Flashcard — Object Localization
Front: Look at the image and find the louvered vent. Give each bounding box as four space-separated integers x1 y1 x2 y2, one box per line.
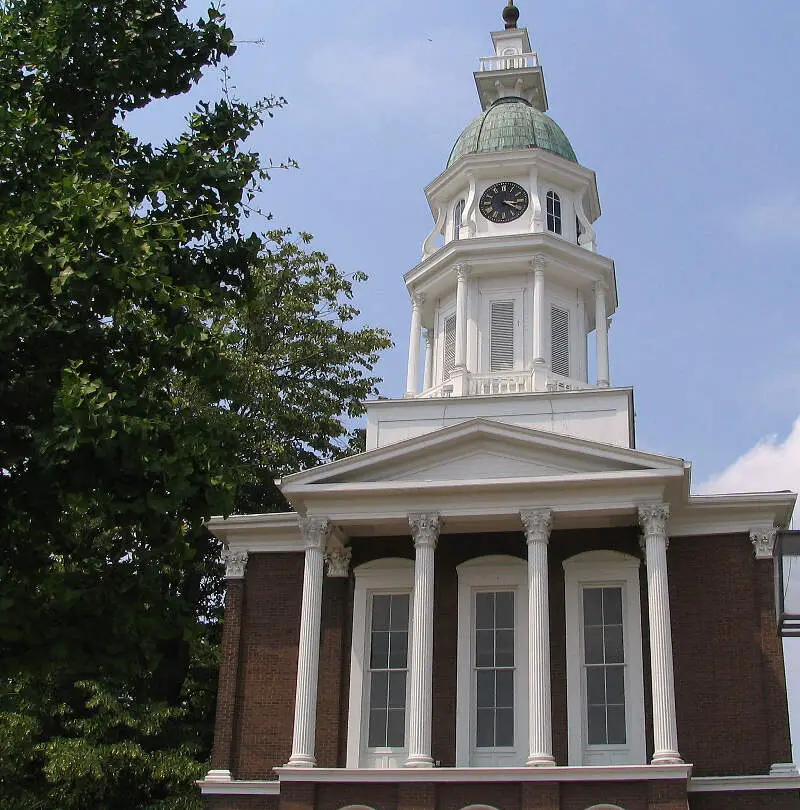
551 306 570 376
443 314 456 380
490 300 515 372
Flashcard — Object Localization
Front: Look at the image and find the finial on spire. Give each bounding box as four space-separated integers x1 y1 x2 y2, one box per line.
502 0 520 29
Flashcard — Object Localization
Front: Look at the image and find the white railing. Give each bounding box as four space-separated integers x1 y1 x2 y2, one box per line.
418 381 454 399
479 54 538 72
469 372 529 396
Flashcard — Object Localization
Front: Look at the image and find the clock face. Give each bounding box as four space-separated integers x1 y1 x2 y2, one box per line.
479 181 529 223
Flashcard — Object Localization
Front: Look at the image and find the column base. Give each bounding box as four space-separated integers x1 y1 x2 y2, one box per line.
526 754 556 767
285 754 316 768
204 769 233 782
651 751 684 765
404 754 435 768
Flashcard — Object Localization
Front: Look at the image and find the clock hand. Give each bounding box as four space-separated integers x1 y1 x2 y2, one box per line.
504 199 524 210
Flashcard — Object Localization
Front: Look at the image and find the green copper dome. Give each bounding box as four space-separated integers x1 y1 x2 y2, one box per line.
447 97 578 168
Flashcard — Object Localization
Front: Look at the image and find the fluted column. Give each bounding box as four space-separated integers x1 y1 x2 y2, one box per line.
638 504 683 765
594 281 610 387
532 255 546 365
405 512 441 768
406 293 423 397
520 509 556 766
423 328 433 391
286 516 331 767
454 265 470 370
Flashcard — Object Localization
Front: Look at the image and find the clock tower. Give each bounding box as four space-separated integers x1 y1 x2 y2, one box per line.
366 1 624 452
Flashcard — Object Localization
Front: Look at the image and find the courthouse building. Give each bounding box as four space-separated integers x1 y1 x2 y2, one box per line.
200 4 800 808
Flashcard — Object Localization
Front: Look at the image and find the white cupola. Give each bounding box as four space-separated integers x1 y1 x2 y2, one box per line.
404 1 617 402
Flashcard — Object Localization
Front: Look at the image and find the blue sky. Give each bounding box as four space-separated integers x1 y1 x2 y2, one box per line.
131 0 800 754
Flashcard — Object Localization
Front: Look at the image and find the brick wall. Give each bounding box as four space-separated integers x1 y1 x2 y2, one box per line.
213 527 793 789
689 791 800 809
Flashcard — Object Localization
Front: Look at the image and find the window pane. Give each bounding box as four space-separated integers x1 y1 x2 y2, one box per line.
495 629 514 667
372 595 391 631
607 705 627 745
603 588 623 625
475 592 494 629
496 669 514 708
388 631 408 668
476 670 494 709
584 627 604 665
587 705 607 745
370 631 389 669
368 708 386 747
390 594 410 631
496 708 514 747
388 671 406 709
495 591 514 628
387 709 405 748
586 667 605 705
606 665 625 706
370 671 388 709
476 708 494 748
605 625 624 664
475 629 494 667
583 588 603 625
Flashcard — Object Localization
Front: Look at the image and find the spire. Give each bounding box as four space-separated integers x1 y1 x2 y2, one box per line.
502 0 520 29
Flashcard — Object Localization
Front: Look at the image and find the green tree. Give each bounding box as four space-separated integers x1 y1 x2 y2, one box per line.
0 1 391 806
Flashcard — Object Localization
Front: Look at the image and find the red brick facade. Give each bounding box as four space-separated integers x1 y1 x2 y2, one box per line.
207 528 799 809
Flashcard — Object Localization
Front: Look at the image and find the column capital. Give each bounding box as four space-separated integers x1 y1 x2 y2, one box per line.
638 503 670 536
750 527 777 560
520 508 553 544
299 516 332 550
325 539 352 577
409 512 441 549
222 548 248 580
455 263 471 281
593 280 608 294
531 253 548 272
411 291 425 310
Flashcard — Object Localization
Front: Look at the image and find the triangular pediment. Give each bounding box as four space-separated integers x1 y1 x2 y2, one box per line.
280 419 684 491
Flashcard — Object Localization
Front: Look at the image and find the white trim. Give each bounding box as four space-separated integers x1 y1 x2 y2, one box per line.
198 779 280 795
456 556 528 767
346 558 415 768
275 764 691 783
688 774 800 792
563 551 646 767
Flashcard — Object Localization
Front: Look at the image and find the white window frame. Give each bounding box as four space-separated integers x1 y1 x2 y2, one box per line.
456 555 528 767
563 551 646 767
346 558 414 768
478 288 524 375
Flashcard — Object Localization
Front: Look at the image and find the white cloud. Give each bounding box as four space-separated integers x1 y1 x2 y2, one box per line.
697 417 800 523
733 192 800 246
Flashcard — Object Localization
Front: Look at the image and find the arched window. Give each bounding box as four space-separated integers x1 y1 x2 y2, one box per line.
453 199 466 240
546 190 562 235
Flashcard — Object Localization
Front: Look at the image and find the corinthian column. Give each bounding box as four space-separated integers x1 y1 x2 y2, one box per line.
454 265 470 371
286 516 331 767
638 504 683 765
405 512 441 767
520 509 555 766
594 281 610 387
532 255 546 365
